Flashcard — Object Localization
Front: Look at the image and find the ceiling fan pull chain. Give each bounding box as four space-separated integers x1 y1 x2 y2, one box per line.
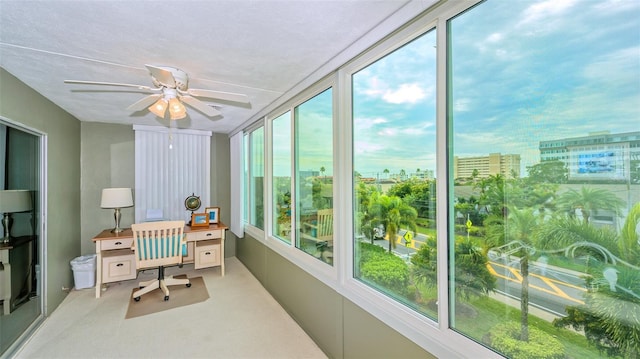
168 121 174 150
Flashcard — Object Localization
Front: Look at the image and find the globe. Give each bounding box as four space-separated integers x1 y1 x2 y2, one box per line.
184 194 201 212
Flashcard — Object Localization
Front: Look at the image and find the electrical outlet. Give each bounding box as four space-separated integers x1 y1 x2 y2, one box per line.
61 286 70 292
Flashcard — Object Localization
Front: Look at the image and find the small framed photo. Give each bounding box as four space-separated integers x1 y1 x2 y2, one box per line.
205 206 220 224
190 212 209 227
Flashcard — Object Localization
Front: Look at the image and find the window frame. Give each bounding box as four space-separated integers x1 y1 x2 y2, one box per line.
244 122 266 238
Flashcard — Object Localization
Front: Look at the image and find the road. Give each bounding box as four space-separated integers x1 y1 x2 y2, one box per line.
371 232 587 317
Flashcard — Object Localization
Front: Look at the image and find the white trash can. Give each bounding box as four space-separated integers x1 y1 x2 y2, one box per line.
70 254 97 289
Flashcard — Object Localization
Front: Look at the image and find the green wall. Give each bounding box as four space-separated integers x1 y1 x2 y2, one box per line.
0 68 81 314
80 122 135 254
236 234 436 359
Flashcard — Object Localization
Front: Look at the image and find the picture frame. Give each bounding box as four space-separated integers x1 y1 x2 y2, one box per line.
190 212 209 227
205 206 220 224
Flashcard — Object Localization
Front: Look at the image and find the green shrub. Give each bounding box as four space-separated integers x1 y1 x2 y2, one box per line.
489 322 565 359
358 242 411 298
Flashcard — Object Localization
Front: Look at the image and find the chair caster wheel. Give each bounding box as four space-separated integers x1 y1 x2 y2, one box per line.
164 296 169 301
134 297 141 302
186 283 192 288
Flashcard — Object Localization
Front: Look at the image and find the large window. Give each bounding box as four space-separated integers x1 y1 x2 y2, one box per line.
295 88 334 264
448 1 639 357
353 29 438 318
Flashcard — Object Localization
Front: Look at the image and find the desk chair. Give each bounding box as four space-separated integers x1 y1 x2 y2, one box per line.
131 220 190 302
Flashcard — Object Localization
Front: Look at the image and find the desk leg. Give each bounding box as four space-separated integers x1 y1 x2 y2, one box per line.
221 233 225 277
95 243 102 298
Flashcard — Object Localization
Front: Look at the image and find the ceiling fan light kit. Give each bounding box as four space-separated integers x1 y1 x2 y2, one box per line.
168 98 187 120
64 64 250 122
148 98 168 118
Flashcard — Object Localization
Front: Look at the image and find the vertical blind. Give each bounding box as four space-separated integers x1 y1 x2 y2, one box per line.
134 125 211 223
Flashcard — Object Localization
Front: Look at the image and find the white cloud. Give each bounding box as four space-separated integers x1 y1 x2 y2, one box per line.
519 0 577 27
382 83 428 104
355 116 388 130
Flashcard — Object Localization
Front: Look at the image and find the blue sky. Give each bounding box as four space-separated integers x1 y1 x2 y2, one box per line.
352 0 639 178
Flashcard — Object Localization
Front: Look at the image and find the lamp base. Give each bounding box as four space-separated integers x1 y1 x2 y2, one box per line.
1 236 11 245
110 227 125 233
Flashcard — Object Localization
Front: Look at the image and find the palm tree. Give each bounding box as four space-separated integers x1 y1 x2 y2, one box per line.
368 192 417 252
475 174 506 216
540 203 640 357
355 182 380 243
556 186 625 225
411 236 495 302
504 206 539 342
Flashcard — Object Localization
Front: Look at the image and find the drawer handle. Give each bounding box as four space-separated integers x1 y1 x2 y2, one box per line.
206 233 212 237
205 252 211 255
116 263 124 267
115 241 122 245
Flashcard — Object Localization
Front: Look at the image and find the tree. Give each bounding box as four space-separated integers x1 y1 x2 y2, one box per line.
544 203 640 357
475 174 506 216
411 235 495 302
556 186 625 225
355 182 381 243
526 160 568 184
504 206 540 341
368 192 417 252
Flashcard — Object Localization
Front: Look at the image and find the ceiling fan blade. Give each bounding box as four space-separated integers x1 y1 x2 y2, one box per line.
180 95 222 117
145 64 176 88
64 80 156 92
127 94 163 112
186 88 249 104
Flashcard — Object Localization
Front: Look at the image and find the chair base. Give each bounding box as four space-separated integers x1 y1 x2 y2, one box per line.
132 267 190 301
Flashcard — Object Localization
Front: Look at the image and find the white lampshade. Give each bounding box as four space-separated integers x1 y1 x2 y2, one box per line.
0 190 32 213
100 188 133 208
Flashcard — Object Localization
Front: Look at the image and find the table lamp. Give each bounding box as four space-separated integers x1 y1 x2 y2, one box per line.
0 190 33 244
100 188 133 233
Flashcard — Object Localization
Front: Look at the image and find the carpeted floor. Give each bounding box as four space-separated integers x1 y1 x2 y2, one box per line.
15 257 327 359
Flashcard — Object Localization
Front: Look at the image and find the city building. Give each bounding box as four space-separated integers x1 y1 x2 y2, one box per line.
453 153 521 180
540 131 640 182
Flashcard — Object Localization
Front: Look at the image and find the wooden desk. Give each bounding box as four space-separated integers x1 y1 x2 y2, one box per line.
0 243 11 315
92 223 227 298
0 235 36 314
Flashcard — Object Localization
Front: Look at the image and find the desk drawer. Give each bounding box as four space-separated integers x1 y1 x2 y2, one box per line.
100 238 134 251
102 249 136 283
188 229 222 241
194 239 221 269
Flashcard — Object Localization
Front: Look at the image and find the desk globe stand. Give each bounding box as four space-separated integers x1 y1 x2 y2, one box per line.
185 193 201 225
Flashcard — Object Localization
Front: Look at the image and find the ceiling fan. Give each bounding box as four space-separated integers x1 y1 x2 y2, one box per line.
64 64 250 120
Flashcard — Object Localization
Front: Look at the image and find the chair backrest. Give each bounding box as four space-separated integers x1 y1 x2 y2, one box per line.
316 208 333 242
131 220 185 270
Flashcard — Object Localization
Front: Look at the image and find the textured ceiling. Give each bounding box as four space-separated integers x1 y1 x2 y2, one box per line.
0 0 430 134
